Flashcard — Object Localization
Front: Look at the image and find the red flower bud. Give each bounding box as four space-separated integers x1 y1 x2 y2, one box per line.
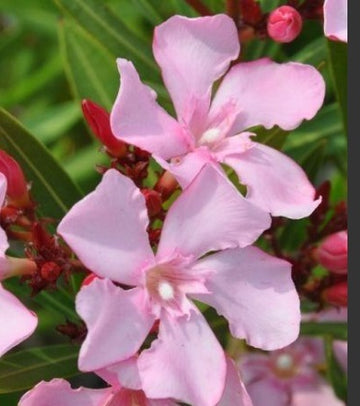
142 189 162 217
316 230 347 274
0 150 31 207
40 261 61 283
323 281 347 307
82 100 127 157
267 6 303 43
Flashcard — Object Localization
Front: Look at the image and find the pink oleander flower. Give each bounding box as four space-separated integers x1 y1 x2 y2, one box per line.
58 166 300 406
267 6 303 43
316 230 347 274
324 0 348 42
0 173 37 357
240 337 345 406
19 357 177 406
110 14 325 219
19 356 253 406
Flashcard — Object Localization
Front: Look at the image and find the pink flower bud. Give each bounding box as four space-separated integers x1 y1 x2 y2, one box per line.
0 150 31 207
82 100 127 157
323 281 347 307
142 189 162 217
316 230 347 274
267 6 303 43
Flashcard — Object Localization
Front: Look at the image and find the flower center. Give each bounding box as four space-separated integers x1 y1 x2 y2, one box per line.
276 354 294 371
198 128 222 146
158 280 175 301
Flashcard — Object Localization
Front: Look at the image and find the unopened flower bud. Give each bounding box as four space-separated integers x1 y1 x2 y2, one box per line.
316 230 347 274
142 189 162 217
82 100 127 157
40 261 61 283
0 151 31 208
323 281 347 307
267 6 303 43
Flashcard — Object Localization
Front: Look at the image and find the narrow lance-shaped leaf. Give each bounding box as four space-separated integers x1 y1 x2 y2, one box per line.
0 108 83 219
0 345 80 394
54 0 159 82
327 40 347 133
59 20 119 110
324 335 347 402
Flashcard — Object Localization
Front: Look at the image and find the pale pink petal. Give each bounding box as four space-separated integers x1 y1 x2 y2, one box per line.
246 379 289 406
153 15 239 133
19 380 111 406
192 246 300 350
225 143 321 219
210 58 325 133
58 169 155 286
212 132 256 162
155 148 216 189
110 59 191 160
19 379 112 406
138 308 226 406
97 356 142 390
0 172 6 206
324 0 348 42
292 382 345 406
217 357 253 406
157 165 270 260
0 174 9 255
76 279 155 371
0 284 37 357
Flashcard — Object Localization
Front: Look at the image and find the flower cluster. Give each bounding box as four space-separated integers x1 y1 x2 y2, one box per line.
0 6 347 406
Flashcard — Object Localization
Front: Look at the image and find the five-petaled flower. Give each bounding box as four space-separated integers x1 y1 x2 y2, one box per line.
58 165 300 406
111 14 325 219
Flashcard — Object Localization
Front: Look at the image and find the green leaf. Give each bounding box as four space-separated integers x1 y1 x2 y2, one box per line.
59 20 119 109
252 126 289 149
22 102 81 145
54 0 159 81
0 344 79 394
131 0 163 26
327 40 347 133
324 336 347 401
300 322 347 340
0 108 83 219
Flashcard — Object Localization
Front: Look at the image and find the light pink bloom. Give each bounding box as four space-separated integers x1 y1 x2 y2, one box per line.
240 338 345 406
110 14 325 219
19 357 177 406
316 230 347 274
324 0 348 42
58 166 300 406
0 173 37 357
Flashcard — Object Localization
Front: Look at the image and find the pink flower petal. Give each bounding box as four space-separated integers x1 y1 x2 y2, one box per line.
217 357 253 406
76 279 155 371
138 308 226 406
292 382 345 406
192 246 300 350
153 15 239 133
0 284 37 357
155 148 216 189
210 58 325 133
0 174 9 255
225 143 321 219
97 356 142 391
246 378 289 406
58 169 155 286
110 59 191 160
157 165 270 260
18 379 112 406
324 0 347 42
